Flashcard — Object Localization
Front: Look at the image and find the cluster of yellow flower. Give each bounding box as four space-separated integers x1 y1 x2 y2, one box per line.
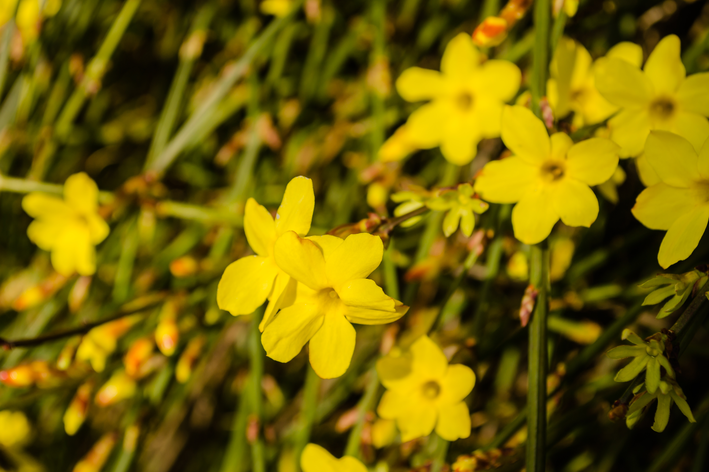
382 32 709 268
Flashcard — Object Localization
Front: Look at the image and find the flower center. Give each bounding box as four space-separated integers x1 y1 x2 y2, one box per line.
328 289 338 299
541 160 566 181
421 380 441 399
456 92 474 111
691 180 709 203
650 97 675 120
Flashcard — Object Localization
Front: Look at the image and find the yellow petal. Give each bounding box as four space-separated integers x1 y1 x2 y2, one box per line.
677 73 709 116
396 67 447 102
244 198 276 257
636 153 661 187
261 303 323 363
441 33 480 79
85 213 110 244
338 278 395 312
276 176 314 236
442 207 462 237
501 106 550 164
645 131 699 188
410 335 448 378
339 457 367 472
698 137 709 179
476 60 521 101
475 157 538 203
658 205 709 269
632 184 693 230
22 192 73 220
671 111 709 154
435 402 471 441
51 224 94 276
27 220 59 250
550 38 577 115
64 172 99 215
594 58 652 108
301 443 338 472
438 364 476 404
217 255 278 315
511 187 558 244
376 353 414 391
607 41 643 67
326 233 383 286
307 234 344 259
378 390 412 419
309 312 355 379
565 138 620 185
477 97 505 138
550 132 573 161
406 101 450 148
274 231 328 290
261 271 297 331
608 108 652 157
440 113 480 165
551 179 599 227
398 404 437 442
644 35 685 95
569 42 592 90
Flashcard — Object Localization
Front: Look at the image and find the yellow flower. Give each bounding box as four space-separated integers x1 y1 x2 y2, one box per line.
22 173 109 276
300 443 366 472
377 335 475 441
260 0 292 17
396 33 521 165
632 131 709 268
548 38 642 127
426 183 489 237
262 232 407 378
0 410 31 448
595 35 709 158
218 176 314 331
379 124 418 162
475 106 619 244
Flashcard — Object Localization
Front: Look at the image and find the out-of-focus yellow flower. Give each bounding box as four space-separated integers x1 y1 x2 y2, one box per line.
548 39 642 127
597 165 626 204
506 250 529 281
426 183 489 237
260 0 292 17
95 370 136 407
0 410 31 448
377 335 475 441
632 132 709 268
300 443 366 472
550 236 575 281
218 176 314 331
379 125 418 162
176 335 206 383
124 338 154 377
64 381 92 436
475 106 618 244
371 418 397 448
22 173 109 277
262 232 407 379
595 35 709 158
396 33 521 165
76 317 138 372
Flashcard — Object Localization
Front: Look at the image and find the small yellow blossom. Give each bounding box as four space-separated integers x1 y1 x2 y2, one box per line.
475 106 619 244
300 443 366 472
260 0 292 17
632 131 709 268
396 33 521 165
22 173 109 276
548 38 642 127
262 232 407 378
0 410 31 448
218 176 314 331
595 35 709 158
377 335 475 441
379 124 418 162
426 183 489 237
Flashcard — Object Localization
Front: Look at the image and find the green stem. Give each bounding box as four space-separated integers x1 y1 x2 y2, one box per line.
526 243 549 472
369 0 386 163
248 311 265 472
430 433 449 472
480 0 500 20
147 6 300 177
227 75 261 204
293 365 321 472
146 4 215 167
344 368 380 458
0 15 16 99
530 0 551 117
550 10 567 55
382 239 400 301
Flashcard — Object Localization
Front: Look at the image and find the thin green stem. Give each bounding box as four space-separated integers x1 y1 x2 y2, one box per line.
227 75 261 204
0 15 17 99
293 365 321 472
480 0 500 20
369 0 386 163
344 368 380 458
526 243 549 472
248 311 266 472
147 5 301 177
430 245 480 335
146 4 215 168
382 239 400 301
530 0 551 117
550 10 567 55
